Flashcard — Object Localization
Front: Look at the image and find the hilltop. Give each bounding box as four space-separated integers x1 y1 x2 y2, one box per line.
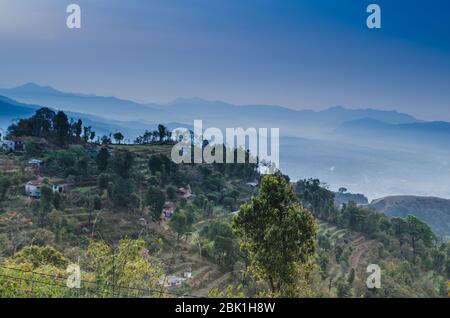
370 196 450 240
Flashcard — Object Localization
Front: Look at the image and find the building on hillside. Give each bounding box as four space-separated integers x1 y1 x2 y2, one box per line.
28 159 44 166
1 138 26 152
245 181 258 188
177 187 193 199
25 180 42 198
52 183 69 194
184 267 192 279
163 202 176 218
163 275 185 288
27 159 44 172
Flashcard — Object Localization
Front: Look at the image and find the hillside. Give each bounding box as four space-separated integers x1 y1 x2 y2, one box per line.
4 85 450 200
0 107 449 298
370 196 450 240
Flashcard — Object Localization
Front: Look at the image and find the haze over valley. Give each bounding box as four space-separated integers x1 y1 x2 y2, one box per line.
2 83 450 200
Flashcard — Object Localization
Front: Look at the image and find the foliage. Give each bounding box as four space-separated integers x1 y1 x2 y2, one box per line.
146 186 166 221
233 174 317 296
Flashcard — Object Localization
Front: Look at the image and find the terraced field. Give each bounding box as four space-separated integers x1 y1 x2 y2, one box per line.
316 219 378 296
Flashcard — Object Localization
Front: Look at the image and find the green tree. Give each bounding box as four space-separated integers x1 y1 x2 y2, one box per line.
146 186 166 221
39 185 53 226
170 211 187 242
113 132 124 144
73 119 83 139
336 276 352 298
98 173 109 190
295 178 335 219
113 150 134 179
157 124 168 142
166 185 177 200
406 215 437 255
53 111 70 145
202 221 239 268
0 176 11 203
86 239 165 295
52 191 62 210
233 174 317 297
96 147 110 172
83 126 91 142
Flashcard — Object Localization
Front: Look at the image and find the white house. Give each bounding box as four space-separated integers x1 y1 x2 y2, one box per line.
1 139 26 152
245 181 258 188
52 184 68 194
183 268 192 279
25 180 42 198
28 159 44 166
163 275 185 288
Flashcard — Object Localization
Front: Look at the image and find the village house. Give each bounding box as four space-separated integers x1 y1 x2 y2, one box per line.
28 159 44 166
183 267 192 279
245 181 258 188
177 187 193 199
52 183 69 194
1 138 26 152
25 178 69 198
25 180 42 198
163 275 185 288
27 159 44 172
163 202 177 218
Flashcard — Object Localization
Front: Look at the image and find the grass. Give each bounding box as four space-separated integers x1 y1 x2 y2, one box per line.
73 186 93 194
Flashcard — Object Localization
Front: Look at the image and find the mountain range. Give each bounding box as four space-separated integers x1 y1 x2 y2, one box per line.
1 83 450 201
0 83 419 139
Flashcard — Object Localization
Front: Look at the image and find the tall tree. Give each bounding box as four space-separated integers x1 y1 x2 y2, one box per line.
73 119 83 139
113 150 134 179
170 211 187 242
96 147 110 172
53 111 70 145
113 132 124 144
233 174 317 296
83 126 91 142
157 124 167 142
39 185 53 226
406 215 436 254
146 186 166 221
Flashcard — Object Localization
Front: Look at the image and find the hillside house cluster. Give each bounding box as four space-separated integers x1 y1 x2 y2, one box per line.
161 187 197 220
1 138 26 152
25 178 69 198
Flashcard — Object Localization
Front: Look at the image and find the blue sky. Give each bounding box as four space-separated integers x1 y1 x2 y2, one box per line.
0 0 449 120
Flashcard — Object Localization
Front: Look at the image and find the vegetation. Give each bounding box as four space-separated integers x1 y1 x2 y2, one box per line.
0 108 448 298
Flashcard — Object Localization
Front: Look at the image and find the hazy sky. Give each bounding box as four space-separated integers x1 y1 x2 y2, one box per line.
0 0 449 120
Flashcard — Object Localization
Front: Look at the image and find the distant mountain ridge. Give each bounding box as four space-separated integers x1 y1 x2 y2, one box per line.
0 83 167 122
0 83 419 138
335 118 450 149
0 94 187 139
2 83 450 201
